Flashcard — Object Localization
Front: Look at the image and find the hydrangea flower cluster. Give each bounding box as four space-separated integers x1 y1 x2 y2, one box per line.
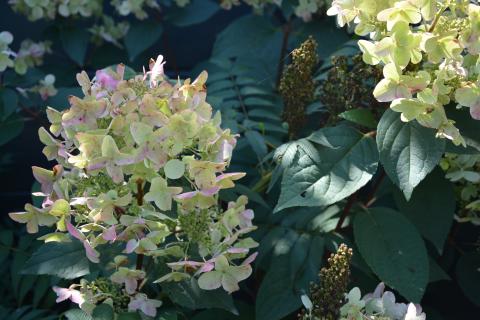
0 31 51 74
441 153 480 225
340 283 426 320
327 0 480 146
9 55 257 317
8 0 102 20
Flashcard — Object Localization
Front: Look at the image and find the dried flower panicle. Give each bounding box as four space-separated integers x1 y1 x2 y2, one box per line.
300 243 353 320
280 36 318 138
320 54 384 125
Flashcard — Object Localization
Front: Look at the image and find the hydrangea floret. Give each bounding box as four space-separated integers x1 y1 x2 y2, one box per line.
9 55 258 317
340 282 426 320
327 0 480 146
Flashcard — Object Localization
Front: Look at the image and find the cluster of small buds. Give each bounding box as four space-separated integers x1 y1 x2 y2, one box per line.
279 36 318 138
320 54 384 125
340 283 426 320
300 243 352 320
441 153 480 225
327 0 480 146
9 55 257 317
0 31 51 74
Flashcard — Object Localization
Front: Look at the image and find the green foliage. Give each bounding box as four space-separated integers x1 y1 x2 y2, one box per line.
377 109 445 200
354 207 429 303
274 125 378 212
22 240 90 279
2 0 480 319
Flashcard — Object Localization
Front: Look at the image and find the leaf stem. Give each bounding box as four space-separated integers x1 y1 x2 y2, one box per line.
135 179 144 275
335 193 357 231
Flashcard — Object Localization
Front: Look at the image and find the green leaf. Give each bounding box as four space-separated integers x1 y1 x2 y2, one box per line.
61 28 90 66
274 125 378 212
161 278 237 314
124 21 163 62
166 0 219 27
0 230 13 264
47 87 83 110
429 257 450 283
354 207 429 302
117 313 141 320
92 304 114 320
456 252 480 306
0 113 24 146
255 255 302 320
377 109 445 200
64 309 92 320
212 15 282 79
339 108 377 128
256 207 329 320
22 240 90 279
244 130 268 159
0 88 18 120
394 168 455 253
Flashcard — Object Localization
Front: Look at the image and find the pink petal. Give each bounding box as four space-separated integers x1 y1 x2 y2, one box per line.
125 239 139 253
52 286 71 303
200 186 220 196
66 221 85 241
242 252 258 266
124 277 138 294
470 103 480 120
142 301 157 317
200 261 215 273
69 289 85 305
102 225 117 241
83 241 100 263
175 191 198 200
242 209 254 220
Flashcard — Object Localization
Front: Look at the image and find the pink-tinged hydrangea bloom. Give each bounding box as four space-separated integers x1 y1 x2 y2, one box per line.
52 286 84 306
102 225 117 241
66 221 100 263
96 69 119 91
111 267 145 294
128 293 162 317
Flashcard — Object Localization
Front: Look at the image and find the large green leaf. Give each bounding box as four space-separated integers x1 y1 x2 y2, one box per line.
64 309 92 320
0 88 18 120
274 125 378 212
22 240 90 279
456 252 480 307
92 304 114 320
212 15 282 79
166 0 219 27
60 28 90 66
256 235 324 320
255 207 336 320
377 109 445 200
0 113 24 146
394 168 455 254
354 207 429 302
161 278 237 314
124 21 163 62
